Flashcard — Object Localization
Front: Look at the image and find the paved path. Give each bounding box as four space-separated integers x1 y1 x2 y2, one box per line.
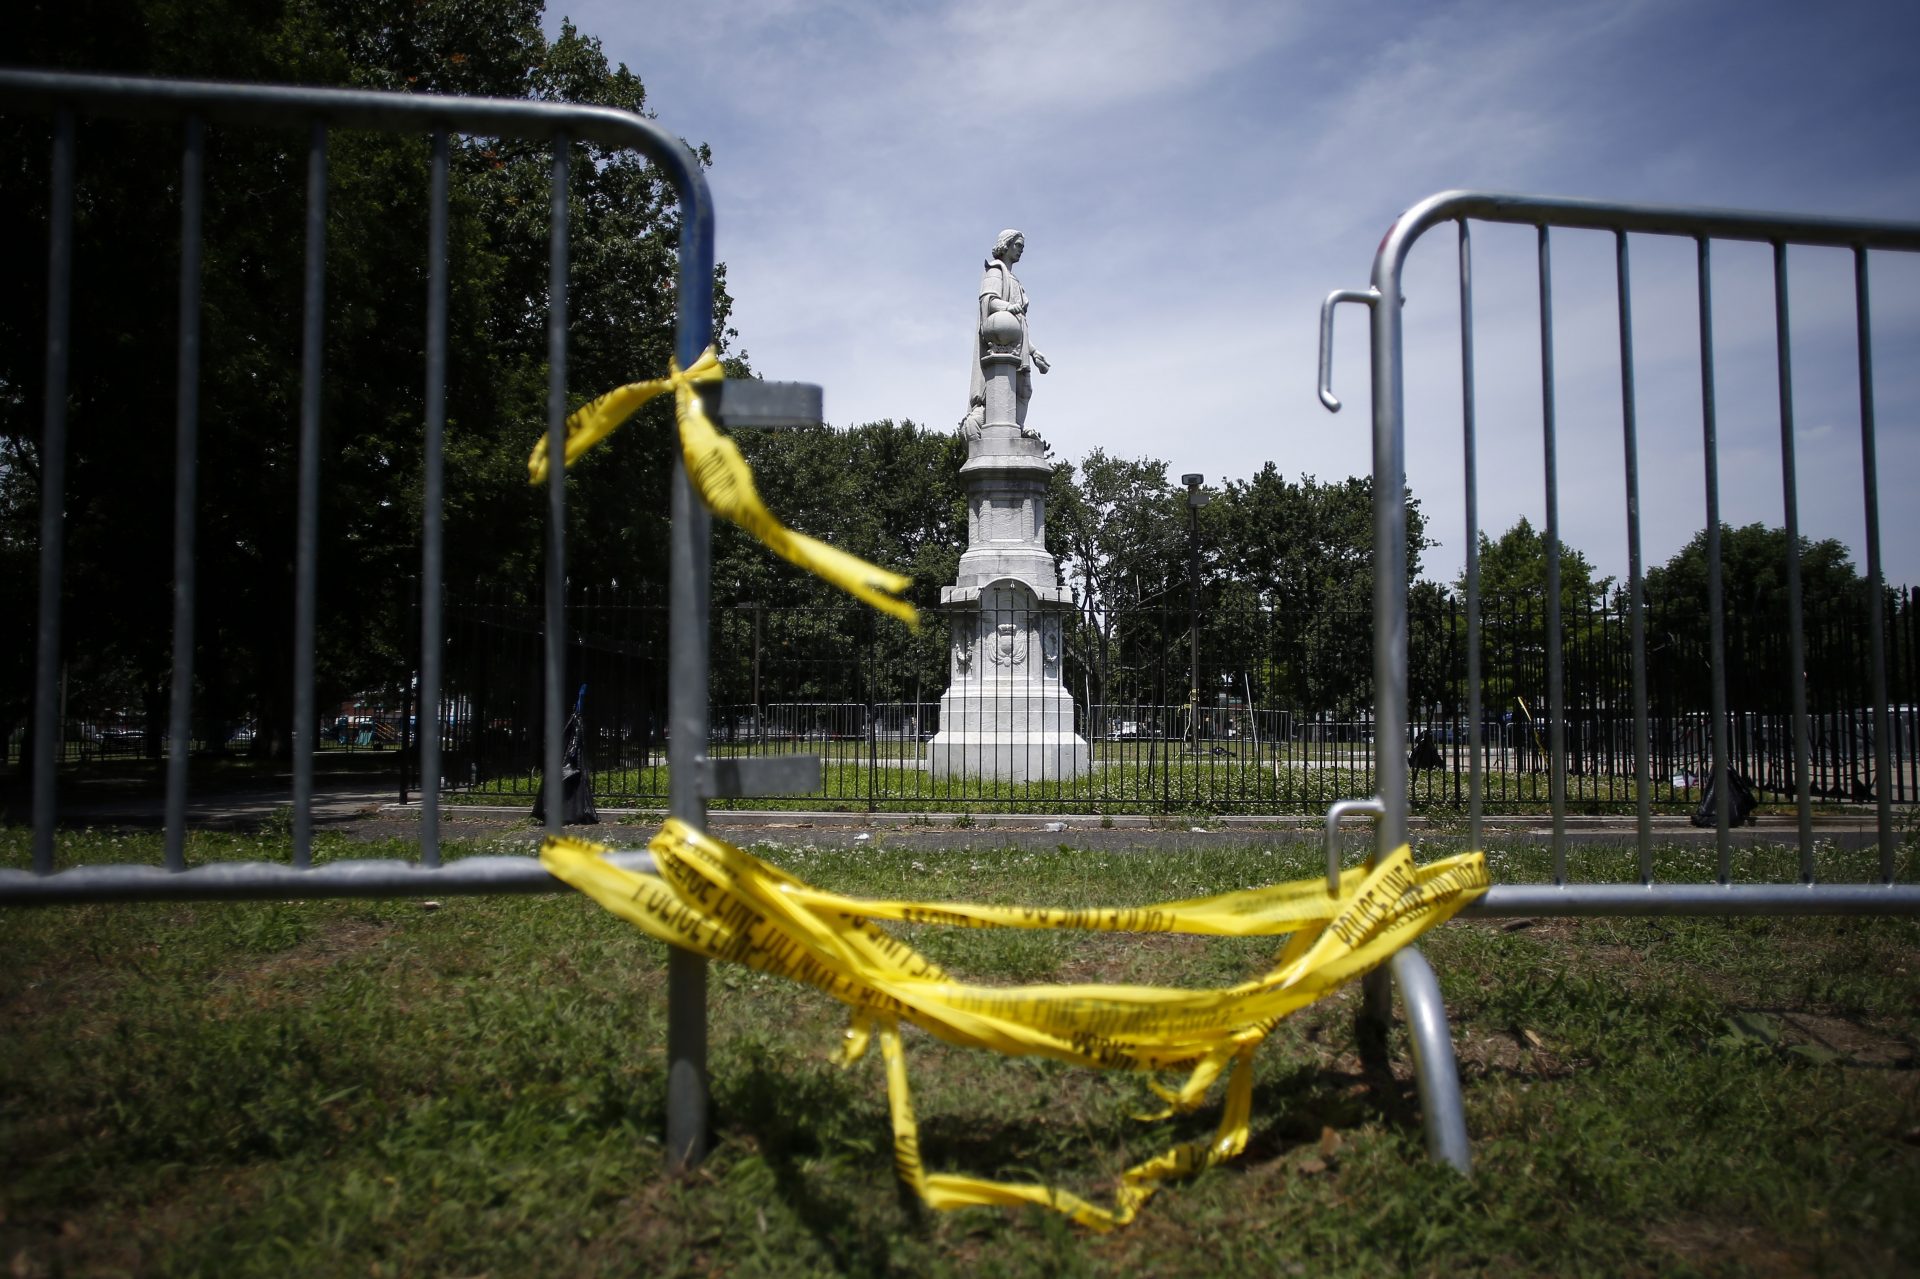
12 784 1896 853
5 780 397 830
345 804 1893 853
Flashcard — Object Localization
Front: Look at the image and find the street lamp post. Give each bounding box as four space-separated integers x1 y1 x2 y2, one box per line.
1182 473 1205 748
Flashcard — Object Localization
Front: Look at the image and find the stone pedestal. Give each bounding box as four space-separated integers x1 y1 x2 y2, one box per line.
927 339 1089 781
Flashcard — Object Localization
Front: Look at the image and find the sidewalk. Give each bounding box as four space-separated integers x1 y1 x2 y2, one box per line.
14 783 1895 853
358 802 1893 853
5 779 397 831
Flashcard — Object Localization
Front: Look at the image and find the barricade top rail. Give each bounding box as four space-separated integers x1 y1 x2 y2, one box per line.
1377 189 1920 263
0 68 718 343
0 68 707 151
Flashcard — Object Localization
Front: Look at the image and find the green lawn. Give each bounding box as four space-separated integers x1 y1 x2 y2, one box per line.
447 752 1718 817
2 827 1916 1276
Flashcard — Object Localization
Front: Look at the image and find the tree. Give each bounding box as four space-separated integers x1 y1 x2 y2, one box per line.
1465 517 1612 607
1453 518 1612 716
1212 466 1429 713
1216 468 1425 613
708 420 965 708
1 0 742 759
1645 522 1867 713
1046 450 1189 710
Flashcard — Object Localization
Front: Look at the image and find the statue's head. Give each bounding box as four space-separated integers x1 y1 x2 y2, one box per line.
991 229 1025 262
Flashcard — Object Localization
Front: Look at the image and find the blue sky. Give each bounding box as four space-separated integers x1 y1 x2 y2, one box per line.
553 0 1920 589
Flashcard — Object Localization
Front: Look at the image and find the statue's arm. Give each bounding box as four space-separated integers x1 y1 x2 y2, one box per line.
978 264 1015 321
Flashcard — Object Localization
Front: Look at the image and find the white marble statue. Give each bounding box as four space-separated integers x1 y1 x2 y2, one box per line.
930 227 1088 781
962 229 1049 437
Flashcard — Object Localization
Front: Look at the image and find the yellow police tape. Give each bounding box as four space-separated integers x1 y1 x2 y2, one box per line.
527 347 917 626
540 821 1489 1230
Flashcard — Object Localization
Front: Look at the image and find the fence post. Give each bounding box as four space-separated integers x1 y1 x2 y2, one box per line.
867 611 878 814
666 464 711 1171
401 574 417 805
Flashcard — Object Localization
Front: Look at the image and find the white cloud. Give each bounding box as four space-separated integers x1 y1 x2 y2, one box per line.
557 0 1920 586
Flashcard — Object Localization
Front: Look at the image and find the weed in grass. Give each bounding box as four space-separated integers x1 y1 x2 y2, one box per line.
259 804 295 839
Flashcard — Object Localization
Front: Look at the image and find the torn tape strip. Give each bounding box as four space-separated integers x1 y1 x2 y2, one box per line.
527 347 917 626
539 823 1487 1230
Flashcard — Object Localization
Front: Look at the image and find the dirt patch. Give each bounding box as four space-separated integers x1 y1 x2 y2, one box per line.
1642 1216 1907 1279
1475 916 1584 943
1646 1219 1813 1278
341 809 549 846
208 916 395 1011
1454 1026 1542 1077
2 1164 268 1279
1728 1006 1918 1070
1055 933 1213 984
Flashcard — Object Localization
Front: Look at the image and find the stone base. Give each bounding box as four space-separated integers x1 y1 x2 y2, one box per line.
926 732 1090 782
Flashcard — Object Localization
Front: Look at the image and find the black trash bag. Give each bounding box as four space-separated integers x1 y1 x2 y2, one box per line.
1410 730 1444 773
533 684 599 825
1690 766 1758 829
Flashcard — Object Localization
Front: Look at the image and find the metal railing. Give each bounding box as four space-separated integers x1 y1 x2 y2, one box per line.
1316 191 1920 1176
0 69 814 1169
427 588 1913 813
1322 190 1920 915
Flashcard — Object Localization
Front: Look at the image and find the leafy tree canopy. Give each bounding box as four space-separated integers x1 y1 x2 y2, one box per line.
1 0 740 755
1647 522 1863 621
1464 517 1612 607
1047 449 1187 621
1216 465 1428 615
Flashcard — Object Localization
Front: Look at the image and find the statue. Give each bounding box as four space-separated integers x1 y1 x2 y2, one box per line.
929 227 1088 781
961 229 1049 437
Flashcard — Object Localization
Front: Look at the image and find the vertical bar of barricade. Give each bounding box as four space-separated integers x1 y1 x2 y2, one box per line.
292 122 327 870
1853 248 1894 880
1365 219 1408 1036
165 117 205 873
544 138 569 840
666 455 713 1170
663 126 719 1173
1616 231 1653 881
1772 243 1815 877
1538 226 1567 882
1458 221 1483 851
30 109 75 876
1908 588 1917 805
400 577 415 802
1697 238 1733 878
419 131 449 868
1370 271 1407 859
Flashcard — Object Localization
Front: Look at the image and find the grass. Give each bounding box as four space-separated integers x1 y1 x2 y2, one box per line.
445 754 1733 818
2 827 1918 1276
5 741 1857 820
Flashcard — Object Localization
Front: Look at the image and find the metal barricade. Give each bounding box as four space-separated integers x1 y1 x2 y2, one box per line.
1321 191 1920 914
1319 192 1920 1170
0 69 830 1169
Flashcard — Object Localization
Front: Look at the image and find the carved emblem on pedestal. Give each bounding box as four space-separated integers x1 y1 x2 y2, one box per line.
988 621 1027 668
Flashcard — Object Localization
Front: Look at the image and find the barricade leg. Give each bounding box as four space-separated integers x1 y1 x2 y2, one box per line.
1390 945 1472 1174
665 461 712 1171
1356 966 1394 1065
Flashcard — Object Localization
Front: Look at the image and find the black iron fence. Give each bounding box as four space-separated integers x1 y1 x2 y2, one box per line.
420 584 1917 814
